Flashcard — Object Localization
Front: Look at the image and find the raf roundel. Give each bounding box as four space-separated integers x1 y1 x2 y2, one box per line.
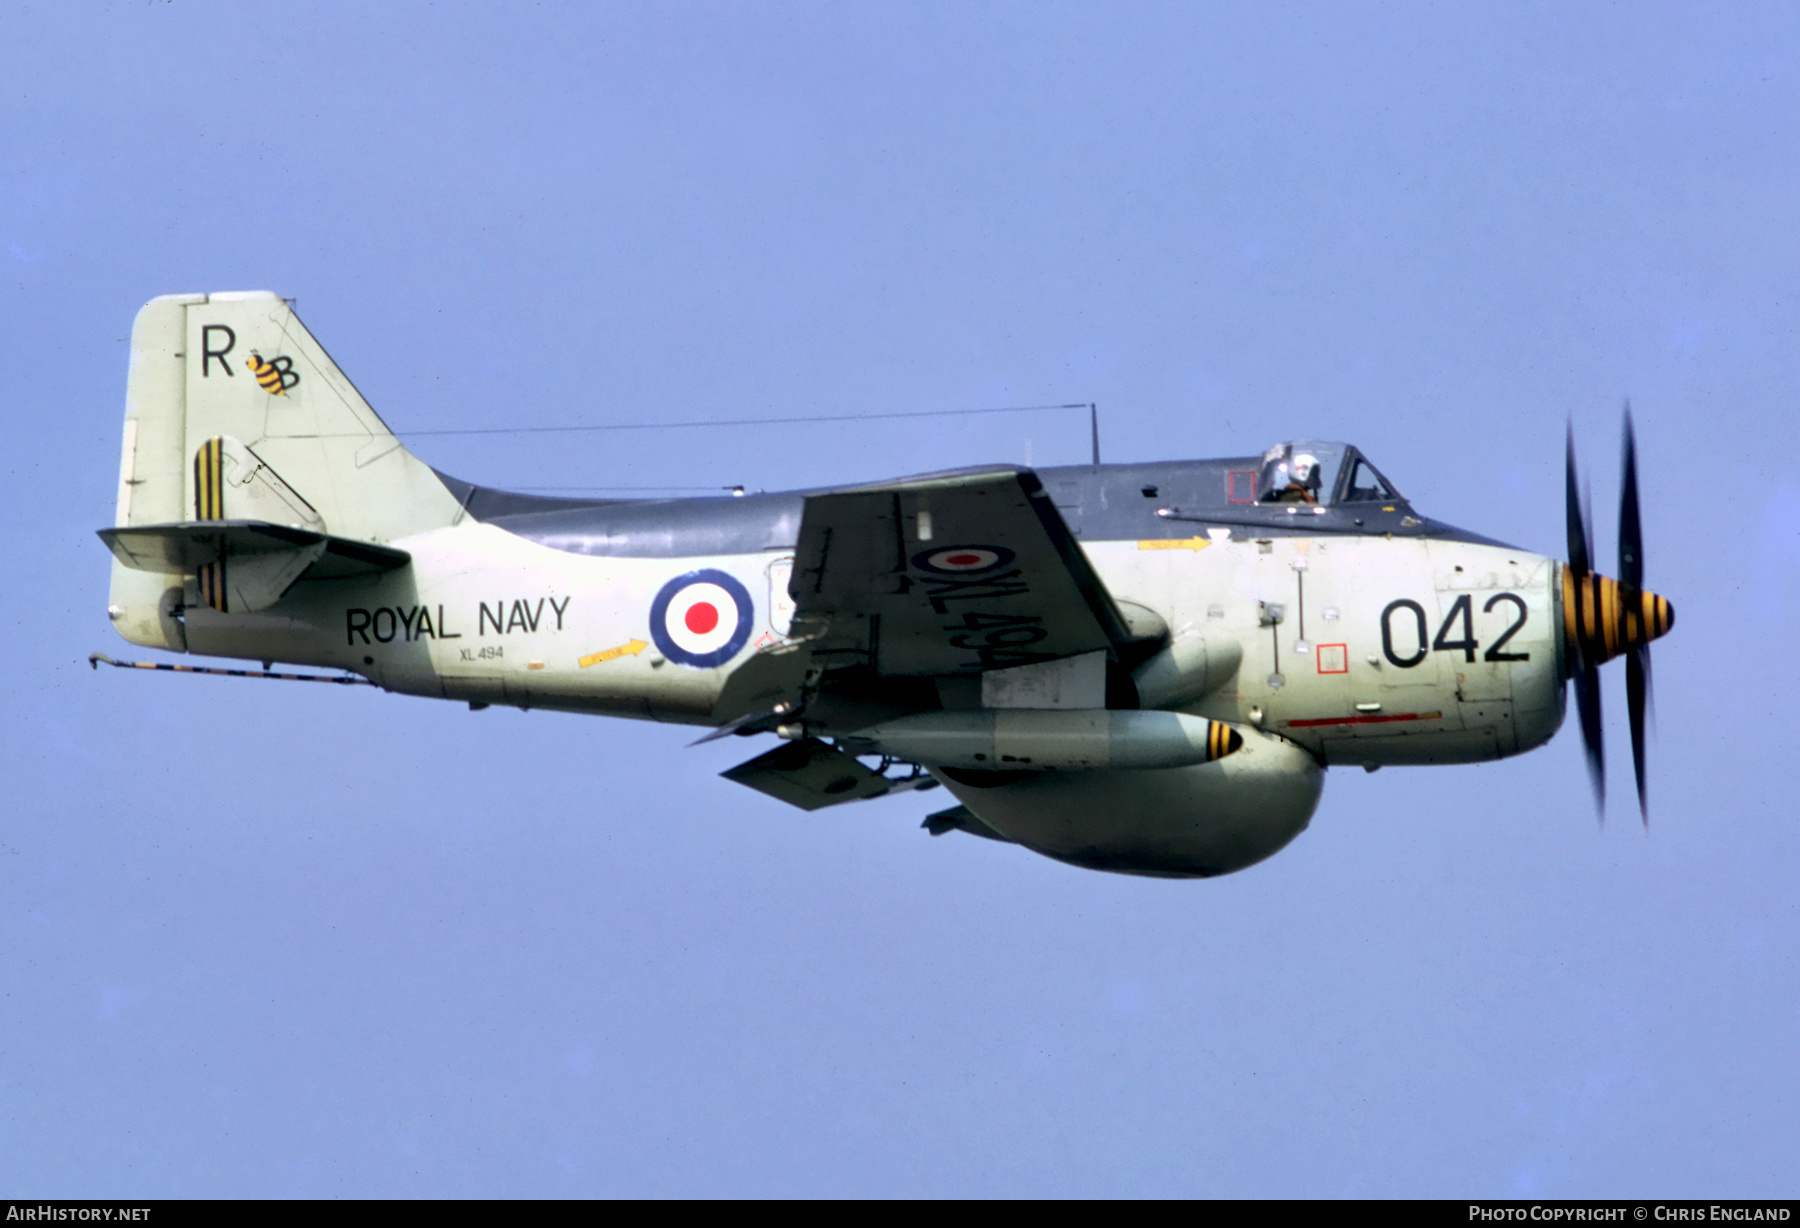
912 544 1016 575
648 569 755 669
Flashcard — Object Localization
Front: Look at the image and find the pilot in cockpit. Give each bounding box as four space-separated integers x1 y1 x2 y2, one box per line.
1258 444 1323 504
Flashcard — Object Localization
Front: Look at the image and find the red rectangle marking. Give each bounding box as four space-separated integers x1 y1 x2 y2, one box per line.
1227 469 1257 503
1284 710 1443 729
1316 643 1348 674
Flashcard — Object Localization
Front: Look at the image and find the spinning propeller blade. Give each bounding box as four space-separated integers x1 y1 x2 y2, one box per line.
1618 406 1652 824
1619 410 1643 593
1562 406 1673 825
1566 426 1604 809
1627 646 1650 822
1566 424 1592 581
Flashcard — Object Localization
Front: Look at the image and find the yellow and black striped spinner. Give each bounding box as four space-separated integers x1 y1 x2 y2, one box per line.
1204 719 1245 763
193 437 229 613
246 351 290 396
1561 566 1675 668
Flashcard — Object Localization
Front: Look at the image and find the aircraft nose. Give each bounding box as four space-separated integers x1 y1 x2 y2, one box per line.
1562 567 1674 667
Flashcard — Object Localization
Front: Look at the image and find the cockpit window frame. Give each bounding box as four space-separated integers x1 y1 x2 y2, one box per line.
1334 448 1406 505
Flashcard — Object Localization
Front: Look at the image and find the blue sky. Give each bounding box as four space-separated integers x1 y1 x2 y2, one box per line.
3 1 1796 1196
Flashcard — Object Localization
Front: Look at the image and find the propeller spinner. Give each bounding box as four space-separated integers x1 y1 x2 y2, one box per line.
1562 406 1675 823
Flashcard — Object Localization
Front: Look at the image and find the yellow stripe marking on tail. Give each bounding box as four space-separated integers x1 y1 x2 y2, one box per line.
194 437 225 520
191 438 229 610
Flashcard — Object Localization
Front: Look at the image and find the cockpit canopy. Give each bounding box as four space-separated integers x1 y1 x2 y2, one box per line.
1258 442 1325 504
1257 441 1402 506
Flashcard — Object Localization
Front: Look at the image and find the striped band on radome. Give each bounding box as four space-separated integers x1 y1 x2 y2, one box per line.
1206 720 1244 763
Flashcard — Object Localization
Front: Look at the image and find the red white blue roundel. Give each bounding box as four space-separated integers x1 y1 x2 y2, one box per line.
911 544 1016 575
649 569 754 669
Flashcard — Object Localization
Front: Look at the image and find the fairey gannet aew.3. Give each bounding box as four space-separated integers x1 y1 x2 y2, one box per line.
96 293 1673 877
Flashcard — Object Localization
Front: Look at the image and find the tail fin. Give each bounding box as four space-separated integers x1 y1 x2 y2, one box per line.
106 292 462 649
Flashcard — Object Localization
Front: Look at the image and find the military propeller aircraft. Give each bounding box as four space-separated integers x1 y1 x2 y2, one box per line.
97 293 1674 877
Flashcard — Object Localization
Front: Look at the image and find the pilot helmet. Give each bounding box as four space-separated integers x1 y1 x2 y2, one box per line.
1290 452 1321 493
1259 443 1326 502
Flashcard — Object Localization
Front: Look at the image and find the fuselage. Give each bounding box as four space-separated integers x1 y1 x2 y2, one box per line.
175 455 1566 770
103 291 1680 879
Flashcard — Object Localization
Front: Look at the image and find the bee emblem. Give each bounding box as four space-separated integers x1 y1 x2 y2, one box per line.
245 351 300 396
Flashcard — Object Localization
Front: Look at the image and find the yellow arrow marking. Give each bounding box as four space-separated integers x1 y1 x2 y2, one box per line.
1137 536 1210 552
579 639 649 668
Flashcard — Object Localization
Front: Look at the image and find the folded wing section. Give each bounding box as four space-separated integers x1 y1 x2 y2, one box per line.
790 467 1140 678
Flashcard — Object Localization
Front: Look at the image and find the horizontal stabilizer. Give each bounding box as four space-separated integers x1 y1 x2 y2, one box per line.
98 520 410 614
99 520 410 577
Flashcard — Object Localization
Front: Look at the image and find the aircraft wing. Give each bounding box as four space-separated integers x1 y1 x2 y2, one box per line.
789 467 1138 676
